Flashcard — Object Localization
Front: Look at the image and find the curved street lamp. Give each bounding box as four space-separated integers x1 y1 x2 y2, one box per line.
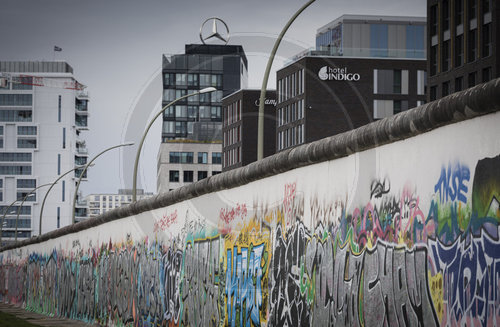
257 0 316 160
132 86 216 202
72 142 134 223
39 164 92 236
0 203 20 246
14 183 52 242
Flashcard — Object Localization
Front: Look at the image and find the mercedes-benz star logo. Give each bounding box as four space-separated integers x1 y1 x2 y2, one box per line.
199 17 230 45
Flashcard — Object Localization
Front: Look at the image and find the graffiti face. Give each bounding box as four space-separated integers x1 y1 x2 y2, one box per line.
0 155 499 326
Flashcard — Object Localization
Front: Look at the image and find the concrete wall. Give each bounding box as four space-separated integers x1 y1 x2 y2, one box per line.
1 79 499 326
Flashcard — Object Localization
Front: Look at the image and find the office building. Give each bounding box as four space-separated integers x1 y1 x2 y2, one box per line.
222 89 276 171
277 15 427 152
85 189 153 218
157 142 222 193
427 0 498 100
315 15 426 58
157 44 248 193
0 61 89 244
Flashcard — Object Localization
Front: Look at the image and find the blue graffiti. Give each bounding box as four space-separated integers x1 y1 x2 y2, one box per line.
226 244 264 327
429 231 500 327
434 162 470 204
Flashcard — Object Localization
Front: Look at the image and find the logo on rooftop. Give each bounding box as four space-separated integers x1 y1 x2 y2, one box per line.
318 66 360 81
200 17 230 45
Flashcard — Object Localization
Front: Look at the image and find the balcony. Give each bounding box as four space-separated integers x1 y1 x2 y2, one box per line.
75 155 87 166
76 90 89 99
76 142 88 155
75 98 88 114
75 114 88 130
74 168 88 179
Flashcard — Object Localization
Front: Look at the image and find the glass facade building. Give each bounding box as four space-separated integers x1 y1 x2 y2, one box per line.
161 44 248 142
313 15 426 59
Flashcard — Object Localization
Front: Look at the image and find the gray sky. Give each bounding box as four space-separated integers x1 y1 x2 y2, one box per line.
0 0 426 195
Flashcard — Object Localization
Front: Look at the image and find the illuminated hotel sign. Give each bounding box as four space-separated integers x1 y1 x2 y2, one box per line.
318 66 360 81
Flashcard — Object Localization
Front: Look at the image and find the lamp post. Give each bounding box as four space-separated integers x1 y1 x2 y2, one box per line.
72 143 134 223
132 86 216 202
257 0 316 160
39 165 91 236
0 201 21 246
14 183 52 242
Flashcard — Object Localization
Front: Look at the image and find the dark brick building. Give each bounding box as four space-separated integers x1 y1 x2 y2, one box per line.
276 56 427 151
222 90 276 171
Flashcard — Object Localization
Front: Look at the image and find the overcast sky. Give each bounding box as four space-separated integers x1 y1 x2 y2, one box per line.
0 0 426 195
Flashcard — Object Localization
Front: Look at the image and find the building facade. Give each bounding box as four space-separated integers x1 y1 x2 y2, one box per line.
276 56 427 152
427 0 498 100
0 61 89 244
157 44 248 193
157 141 222 193
85 189 153 218
222 89 276 171
315 15 426 58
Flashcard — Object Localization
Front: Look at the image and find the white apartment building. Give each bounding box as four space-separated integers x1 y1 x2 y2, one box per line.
85 189 153 218
157 141 222 193
0 61 89 245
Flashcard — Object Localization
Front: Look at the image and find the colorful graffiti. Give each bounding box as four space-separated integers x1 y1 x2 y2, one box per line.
0 155 499 326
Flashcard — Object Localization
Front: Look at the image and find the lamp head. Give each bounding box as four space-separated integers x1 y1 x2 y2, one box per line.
199 87 216 94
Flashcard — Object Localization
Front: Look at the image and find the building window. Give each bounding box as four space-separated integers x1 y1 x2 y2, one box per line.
62 180 65 202
62 127 66 148
198 171 208 181
0 153 32 162
468 71 477 87
212 171 221 175
482 67 491 83
0 165 31 175
455 77 463 92
442 41 450 72
17 179 36 188
482 0 491 13
455 0 463 25
482 23 491 58
175 73 187 86
0 94 32 106
198 152 208 164
187 74 199 86
430 5 438 35
164 73 175 87
58 95 62 122
17 126 37 135
442 81 450 97
430 46 438 75
393 70 402 93
17 139 36 148
430 86 437 101
169 152 193 164
468 0 476 20
183 170 193 183
442 0 450 30
468 29 477 62
169 170 179 182
0 110 32 122
57 154 61 174
57 207 60 228
212 152 222 164
17 192 35 201
455 35 463 67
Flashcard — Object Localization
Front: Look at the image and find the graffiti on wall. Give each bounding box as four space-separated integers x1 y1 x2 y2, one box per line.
0 155 499 326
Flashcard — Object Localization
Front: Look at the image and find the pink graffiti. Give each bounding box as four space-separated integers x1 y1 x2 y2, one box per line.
220 203 247 224
154 210 178 233
282 182 297 219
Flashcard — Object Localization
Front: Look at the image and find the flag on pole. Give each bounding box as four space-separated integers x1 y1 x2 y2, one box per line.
54 46 62 52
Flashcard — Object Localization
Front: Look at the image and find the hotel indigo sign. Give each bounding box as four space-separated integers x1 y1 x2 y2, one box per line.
318 66 360 81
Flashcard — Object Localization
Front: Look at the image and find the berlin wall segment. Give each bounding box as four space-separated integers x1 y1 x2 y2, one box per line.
0 80 500 326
